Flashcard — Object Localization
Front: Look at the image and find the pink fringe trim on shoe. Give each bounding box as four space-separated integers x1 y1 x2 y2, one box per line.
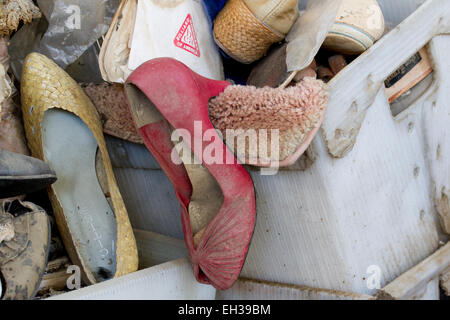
209 77 328 164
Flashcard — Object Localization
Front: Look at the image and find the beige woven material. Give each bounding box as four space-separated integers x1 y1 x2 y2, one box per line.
214 0 285 64
21 53 138 284
0 0 41 36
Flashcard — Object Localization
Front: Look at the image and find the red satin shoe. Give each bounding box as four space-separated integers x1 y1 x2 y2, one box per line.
124 58 256 290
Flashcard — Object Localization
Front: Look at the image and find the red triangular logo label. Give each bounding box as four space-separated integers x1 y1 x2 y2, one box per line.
174 14 200 57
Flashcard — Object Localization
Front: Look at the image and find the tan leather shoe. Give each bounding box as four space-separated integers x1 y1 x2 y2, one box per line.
21 53 138 285
214 0 299 64
323 0 385 54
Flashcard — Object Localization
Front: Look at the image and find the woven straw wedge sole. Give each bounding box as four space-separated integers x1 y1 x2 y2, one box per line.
213 0 284 64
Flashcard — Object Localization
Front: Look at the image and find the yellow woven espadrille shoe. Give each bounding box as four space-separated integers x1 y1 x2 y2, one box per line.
21 52 138 285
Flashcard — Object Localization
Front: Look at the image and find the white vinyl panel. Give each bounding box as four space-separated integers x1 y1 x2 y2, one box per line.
50 259 216 300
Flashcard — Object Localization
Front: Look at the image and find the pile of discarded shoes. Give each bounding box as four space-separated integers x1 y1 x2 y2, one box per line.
0 0 393 299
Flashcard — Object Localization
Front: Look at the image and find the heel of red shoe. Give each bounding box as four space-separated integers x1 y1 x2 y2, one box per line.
191 72 230 100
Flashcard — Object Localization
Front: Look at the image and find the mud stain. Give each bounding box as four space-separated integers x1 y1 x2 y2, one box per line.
435 188 450 234
413 166 420 178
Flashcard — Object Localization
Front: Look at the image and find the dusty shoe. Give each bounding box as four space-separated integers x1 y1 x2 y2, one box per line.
0 148 57 199
0 200 50 300
323 0 385 55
